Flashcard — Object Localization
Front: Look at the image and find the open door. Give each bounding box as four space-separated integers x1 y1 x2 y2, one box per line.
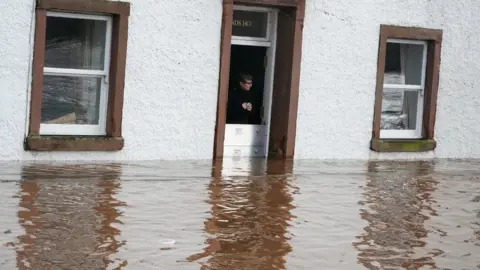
222 6 277 158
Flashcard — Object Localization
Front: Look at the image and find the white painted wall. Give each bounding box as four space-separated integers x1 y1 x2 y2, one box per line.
296 0 480 160
0 0 479 161
0 0 222 161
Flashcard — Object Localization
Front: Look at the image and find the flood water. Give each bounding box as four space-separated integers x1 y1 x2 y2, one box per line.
0 159 479 270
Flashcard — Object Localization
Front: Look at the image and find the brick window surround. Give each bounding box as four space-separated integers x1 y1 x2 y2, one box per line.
371 25 443 153
25 0 130 151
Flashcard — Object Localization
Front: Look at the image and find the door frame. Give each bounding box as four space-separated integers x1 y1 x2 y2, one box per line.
261 11 277 156
226 5 277 157
213 0 305 160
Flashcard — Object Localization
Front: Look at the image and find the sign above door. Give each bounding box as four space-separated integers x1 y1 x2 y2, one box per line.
232 10 268 38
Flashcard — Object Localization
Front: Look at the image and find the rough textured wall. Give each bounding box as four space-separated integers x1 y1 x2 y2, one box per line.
116 0 222 160
0 0 223 161
296 0 480 160
0 0 35 160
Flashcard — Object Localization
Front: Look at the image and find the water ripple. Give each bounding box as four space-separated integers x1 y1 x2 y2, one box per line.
0 159 478 269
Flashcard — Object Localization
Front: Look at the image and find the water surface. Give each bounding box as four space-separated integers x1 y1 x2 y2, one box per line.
0 159 479 269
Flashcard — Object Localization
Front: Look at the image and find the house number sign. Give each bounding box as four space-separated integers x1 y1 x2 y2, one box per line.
232 10 268 38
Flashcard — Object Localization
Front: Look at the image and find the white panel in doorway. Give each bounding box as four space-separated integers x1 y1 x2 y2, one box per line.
224 124 267 146
223 145 266 157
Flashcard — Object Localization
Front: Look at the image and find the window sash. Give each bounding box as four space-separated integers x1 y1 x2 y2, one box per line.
380 88 424 139
44 67 107 77
46 11 112 21
386 39 428 89
40 122 107 136
40 12 113 136
45 11 112 74
383 84 423 90
380 39 428 139
39 75 109 136
380 129 422 139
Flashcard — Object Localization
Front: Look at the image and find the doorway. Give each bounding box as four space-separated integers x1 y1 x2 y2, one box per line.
214 1 305 160
227 45 267 125
222 6 277 158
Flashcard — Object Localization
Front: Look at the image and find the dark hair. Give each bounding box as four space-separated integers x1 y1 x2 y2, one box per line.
239 73 252 83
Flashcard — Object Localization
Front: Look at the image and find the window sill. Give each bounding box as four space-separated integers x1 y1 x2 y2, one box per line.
25 136 124 152
370 138 436 153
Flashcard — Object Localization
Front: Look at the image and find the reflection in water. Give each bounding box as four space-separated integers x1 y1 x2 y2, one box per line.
13 164 126 270
187 159 296 269
354 161 439 269
0 160 479 269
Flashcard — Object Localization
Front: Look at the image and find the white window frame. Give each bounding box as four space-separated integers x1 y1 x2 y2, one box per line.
232 6 272 45
40 11 112 136
380 38 428 139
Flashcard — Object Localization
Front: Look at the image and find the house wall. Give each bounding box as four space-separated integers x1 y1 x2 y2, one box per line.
0 0 479 161
296 0 480 160
0 0 223 161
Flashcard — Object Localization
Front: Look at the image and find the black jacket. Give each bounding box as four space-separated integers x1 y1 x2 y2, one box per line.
227 88 254 124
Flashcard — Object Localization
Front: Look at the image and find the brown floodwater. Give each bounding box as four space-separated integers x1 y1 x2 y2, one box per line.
0 159 479 270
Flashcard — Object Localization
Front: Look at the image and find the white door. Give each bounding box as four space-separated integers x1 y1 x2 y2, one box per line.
223 6 277 158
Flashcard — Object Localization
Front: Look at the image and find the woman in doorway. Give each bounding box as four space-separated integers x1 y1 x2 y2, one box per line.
227 73 255 124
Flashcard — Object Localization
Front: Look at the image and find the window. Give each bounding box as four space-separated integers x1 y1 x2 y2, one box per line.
26 0 130 151
371 25 442 153
381 39 427 139
41 12 112 136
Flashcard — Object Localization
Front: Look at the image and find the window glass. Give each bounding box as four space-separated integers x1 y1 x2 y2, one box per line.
381 88 419 131
44 16 107 70
41 76 102 125
383 42 424 86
